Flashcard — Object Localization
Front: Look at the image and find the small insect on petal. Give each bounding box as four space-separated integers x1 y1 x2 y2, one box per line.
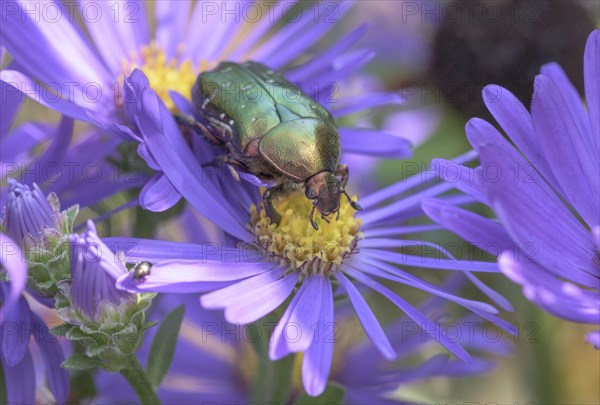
132 261 152 281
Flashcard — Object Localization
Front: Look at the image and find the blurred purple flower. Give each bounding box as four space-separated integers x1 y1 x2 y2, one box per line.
424 30 600 348
0 0 406 144
94 291 509 403
0 73 145 210
105 71 514 395
0 236 69 404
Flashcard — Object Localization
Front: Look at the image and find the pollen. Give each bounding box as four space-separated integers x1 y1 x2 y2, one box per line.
119 43 200 111
249 192 362 274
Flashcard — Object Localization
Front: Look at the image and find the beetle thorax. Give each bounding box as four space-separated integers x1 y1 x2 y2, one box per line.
249 192 362 275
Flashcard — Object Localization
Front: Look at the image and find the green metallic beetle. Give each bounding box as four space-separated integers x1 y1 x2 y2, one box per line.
132 261 152 281
180 61 362 230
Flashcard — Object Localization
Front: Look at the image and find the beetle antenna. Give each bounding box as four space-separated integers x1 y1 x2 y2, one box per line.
309 204 319 230
343 190 363 211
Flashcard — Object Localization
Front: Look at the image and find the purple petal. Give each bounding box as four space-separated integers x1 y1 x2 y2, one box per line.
31 313 69 404
531 75 600 228
286 23 369 82
345 268 471 362
201 269 298 324
155 1 190 58
301 276 334 397
339 127 412 158
584 30 600 152
0 233 27 323
332 92 405 118
0 78 23 137
0 71 95 120
422 198 513 256
103 237 221 262
1 1 111 90
472 119 599 286
586 330 600 349
499 253 599 324
79 0 148 74
359 149 477 209
2 348 35 404
1 294 31 366
363 248 499 272
269 276 325 360
117 260 273 293
431 159 488 204
140 172 182 212
482 85 558 188
541 63 595 161
335 273 396 360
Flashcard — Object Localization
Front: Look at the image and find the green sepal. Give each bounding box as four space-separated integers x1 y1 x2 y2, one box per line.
50 323 75 337
62 354 102 371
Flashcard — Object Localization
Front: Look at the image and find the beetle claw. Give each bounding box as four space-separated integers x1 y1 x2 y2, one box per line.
321 215 330 224
336 210 340 221
309 204 319 230
343 191 363 211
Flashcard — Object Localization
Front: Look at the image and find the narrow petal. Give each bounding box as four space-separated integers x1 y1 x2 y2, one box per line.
1 294 31 366
332 92 405 118
473 122 599 285
335 273 396 360
139 172 182 212
531 75 600 227
1 0 111 88
586 331 600 349
269 276 324 360
155 1 190 58
481 85 558 187
584 30 600 152
301 277 334 397
499 253 599 324
103 237 220 262
431 159 488 204
345 269 471 362
422 198 513 256
117 260 273 293
31 313 69 404
0 233 27 323
0 71 95 120
2 349 35 404
79 0 149 74
339 127 412 158
201 268 298 323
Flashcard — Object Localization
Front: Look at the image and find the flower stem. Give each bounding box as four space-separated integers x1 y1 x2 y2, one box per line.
120 355 162 405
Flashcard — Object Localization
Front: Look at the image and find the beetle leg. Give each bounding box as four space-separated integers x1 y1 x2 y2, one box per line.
309 204 319 231
174 114 224 146
335 164 350 188
263 183 296 226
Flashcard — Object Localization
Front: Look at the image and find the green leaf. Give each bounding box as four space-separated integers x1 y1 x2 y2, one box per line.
146 305 184 388
295 382 346 405
62 354 101 370
50 323 74 337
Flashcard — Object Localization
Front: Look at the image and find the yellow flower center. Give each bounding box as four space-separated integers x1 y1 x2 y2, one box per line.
249 191 362 274
119 43 209 111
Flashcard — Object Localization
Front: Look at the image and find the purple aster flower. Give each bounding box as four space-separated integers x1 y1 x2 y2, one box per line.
0 0 407 151
93 292 509 404
424 30 600 348
0 234 69 404
106 72 514 396
68 220 136 323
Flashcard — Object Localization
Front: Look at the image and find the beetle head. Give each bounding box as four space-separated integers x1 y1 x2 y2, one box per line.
305 171 363 230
